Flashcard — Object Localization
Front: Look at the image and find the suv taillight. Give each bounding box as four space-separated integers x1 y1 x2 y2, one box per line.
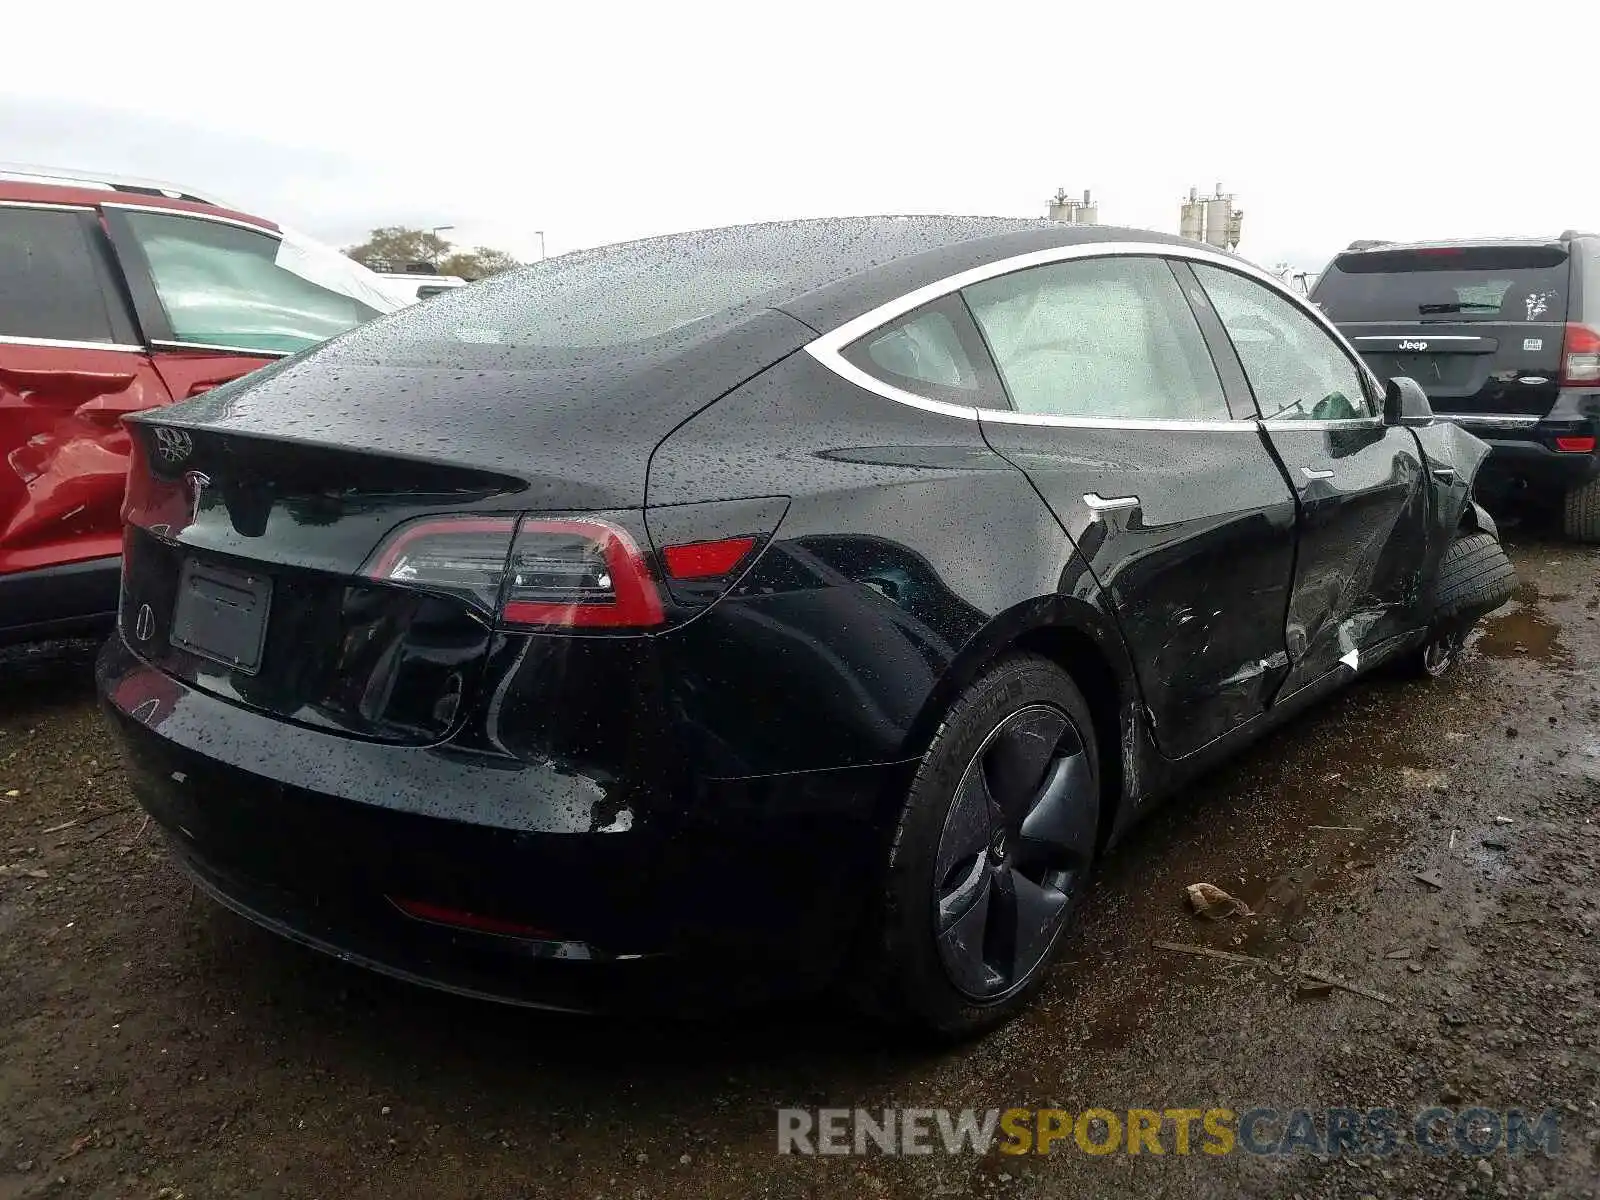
1561 323 1600 386
361 512 765 630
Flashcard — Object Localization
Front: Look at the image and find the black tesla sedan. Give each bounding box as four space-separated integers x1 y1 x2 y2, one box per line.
99 217 1515 1036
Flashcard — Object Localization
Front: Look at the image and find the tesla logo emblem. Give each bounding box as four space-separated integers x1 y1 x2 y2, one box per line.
153 426 194 464
184 471 211 523
134 604 154 642
1398 340 1428 351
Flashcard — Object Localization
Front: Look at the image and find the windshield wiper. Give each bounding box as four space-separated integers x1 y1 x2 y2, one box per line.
1418 302 1499 314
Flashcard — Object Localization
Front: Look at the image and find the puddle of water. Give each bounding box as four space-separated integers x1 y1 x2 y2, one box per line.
1475 606 1566 662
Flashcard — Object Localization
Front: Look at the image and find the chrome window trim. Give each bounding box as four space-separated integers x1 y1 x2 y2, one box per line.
1261 415 1386 432
151 338 292 358
810 350 984 419
0 334 144 353
1352 335 1484 343
0 200 95 213
1442 413 1542 428
102 202 279 240
804 239 1367 430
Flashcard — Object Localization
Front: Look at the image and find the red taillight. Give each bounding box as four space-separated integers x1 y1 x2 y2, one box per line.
389 897 554 939
501 517 664 629
361 515 518 613
362 511 774 628
1555 436 1596 453
662 536 756 580
1561 323 1600 386
362 513 665 629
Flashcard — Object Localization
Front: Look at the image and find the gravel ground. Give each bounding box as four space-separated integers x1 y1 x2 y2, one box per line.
0 530 1595 1199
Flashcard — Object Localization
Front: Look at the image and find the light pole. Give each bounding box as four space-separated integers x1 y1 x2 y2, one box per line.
428 225 454 267
534 230 546 261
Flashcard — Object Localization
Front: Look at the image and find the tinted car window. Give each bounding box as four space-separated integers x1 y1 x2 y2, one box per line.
0 207 118 343
1314 246 1571 324
961 256 1229 420
862 308 972 387
840 294 1006 408
124 212 379 354
1193 263 1372 421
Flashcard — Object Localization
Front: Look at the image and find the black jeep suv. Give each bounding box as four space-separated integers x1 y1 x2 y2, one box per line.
1313 234 1600 538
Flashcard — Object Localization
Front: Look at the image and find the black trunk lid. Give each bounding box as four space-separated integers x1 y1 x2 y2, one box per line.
116 306 813 741
120 423 528 744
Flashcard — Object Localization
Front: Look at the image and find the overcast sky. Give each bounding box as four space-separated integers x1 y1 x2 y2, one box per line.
6 2 1594 274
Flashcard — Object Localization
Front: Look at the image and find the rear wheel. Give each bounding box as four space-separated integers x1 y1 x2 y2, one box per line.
851 654 1100 1038
1406 532 1517 679
1562 476 1600 542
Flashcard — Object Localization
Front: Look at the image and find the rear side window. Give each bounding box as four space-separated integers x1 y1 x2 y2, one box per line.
1315 246 1571 324
840 295 1005 408
123 211 379 354
961 256 1230 421
0 207 119 343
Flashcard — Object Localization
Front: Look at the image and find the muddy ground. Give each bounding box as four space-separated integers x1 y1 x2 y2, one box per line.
0 529 1595 1199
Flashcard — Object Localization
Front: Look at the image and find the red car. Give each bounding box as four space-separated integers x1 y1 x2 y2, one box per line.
0 168 402 643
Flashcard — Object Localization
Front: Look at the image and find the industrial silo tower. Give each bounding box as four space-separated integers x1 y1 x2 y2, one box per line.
1181 184 1243 249
1047 188 1099 225
1180 188 1206 242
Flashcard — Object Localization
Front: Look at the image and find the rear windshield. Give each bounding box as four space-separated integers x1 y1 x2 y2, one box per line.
327 216 1044 366
1315 246 1570 323
360 243 789 353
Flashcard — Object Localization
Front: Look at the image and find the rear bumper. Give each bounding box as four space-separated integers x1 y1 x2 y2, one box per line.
98 634 910 1013
0 555 120 645
1443 415 1600 492
1477 438 1600 490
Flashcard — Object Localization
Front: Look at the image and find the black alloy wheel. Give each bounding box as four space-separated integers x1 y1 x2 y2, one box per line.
852 654 1102 1038
932 704 1097 999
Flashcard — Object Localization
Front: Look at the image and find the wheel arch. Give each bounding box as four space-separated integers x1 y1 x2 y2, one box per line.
1457 497 1498 539
895 594 1141 845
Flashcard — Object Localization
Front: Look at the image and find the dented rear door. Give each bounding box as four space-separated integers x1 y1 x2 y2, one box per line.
0 203 173 579
1191 262 1428 694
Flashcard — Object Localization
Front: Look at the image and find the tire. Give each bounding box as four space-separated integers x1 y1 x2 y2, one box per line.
1563 476 1600 542
1433 532 1517 623
1407 532 1517 678
849 654 1101 1039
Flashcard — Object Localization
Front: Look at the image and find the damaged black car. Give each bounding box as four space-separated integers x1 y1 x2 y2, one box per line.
97 218 1517 1036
